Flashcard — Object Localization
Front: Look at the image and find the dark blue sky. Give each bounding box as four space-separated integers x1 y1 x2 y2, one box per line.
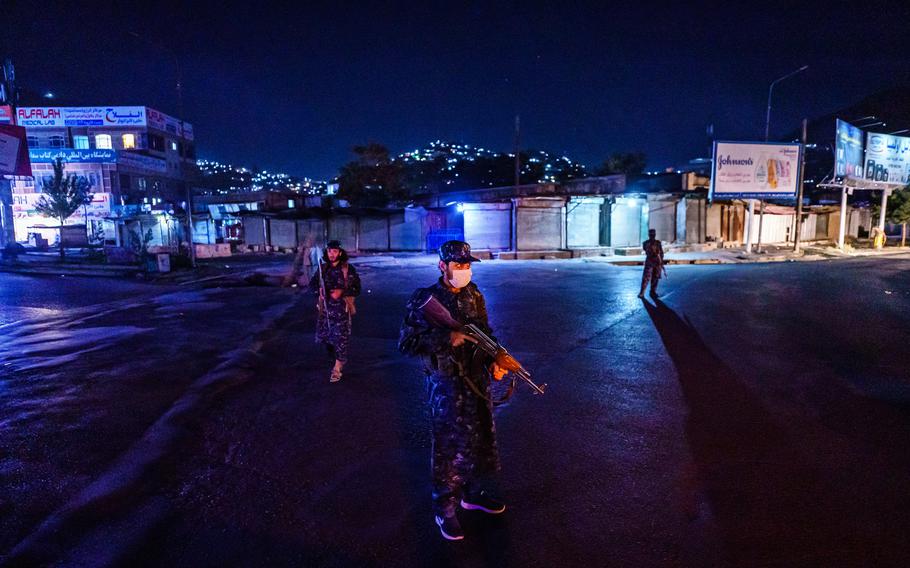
6 1 910 179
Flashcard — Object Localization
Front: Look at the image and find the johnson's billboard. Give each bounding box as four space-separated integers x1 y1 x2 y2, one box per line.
710 141 801 200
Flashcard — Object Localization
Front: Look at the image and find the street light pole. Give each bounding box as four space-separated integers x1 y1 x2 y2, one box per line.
764 65 808 142
757 64 808 254
129 31 196 268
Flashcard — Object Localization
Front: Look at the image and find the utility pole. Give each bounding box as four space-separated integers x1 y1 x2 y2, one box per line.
0 58 17 248
793 118 807 253
513 115 521 188
758 64 808 255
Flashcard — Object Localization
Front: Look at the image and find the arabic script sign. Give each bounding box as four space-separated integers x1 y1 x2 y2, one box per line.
16 106 148 128
862 132 910 186
29 148 118 163
0 124 33 176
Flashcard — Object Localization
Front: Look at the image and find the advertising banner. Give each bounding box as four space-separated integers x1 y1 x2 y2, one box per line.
146 107 194 140
0 123 32 176
710 141 801 199
862 132 910 186
29 148 117 163
835 119 864 181
117 151 167 173
0 105 13 124
16 106 147 128
12 192 111 220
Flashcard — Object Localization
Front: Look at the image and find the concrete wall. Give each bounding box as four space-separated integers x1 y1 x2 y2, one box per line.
390 209 425 251
296 219 327 246
648 195 677 242
269 219 298 249
675 197 707 244
611 197 645 248
463 203 510 250
243 216 268 246
566 197 603 248
706 203 722 242
359 216 389 251
328 216 357 250
516 198 565 251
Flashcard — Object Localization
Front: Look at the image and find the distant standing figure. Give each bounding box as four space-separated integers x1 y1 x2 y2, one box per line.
309 240 361 382
639 229 664 299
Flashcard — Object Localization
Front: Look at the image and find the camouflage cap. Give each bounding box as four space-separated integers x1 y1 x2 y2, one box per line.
438 240 481 263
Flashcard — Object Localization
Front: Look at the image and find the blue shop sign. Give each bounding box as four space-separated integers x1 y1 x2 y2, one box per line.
29 148 118 163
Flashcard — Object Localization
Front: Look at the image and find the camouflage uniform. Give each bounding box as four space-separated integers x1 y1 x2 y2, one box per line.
641 237 664 293
309 255 361 363
399 279 500 517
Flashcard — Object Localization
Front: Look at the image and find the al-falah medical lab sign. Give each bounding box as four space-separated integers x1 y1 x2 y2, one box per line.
16 106 147 128
709 141 801 200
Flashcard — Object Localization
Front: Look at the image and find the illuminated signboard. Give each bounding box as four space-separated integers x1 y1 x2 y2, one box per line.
29 148 117 163
862 131 910 186
710 141 801 199
835 119 864 181
16 106 147 128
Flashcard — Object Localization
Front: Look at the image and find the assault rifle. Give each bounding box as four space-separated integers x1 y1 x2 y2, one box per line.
416 294 546 395
315 246 332 335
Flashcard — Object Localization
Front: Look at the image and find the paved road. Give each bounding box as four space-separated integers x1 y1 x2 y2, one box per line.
0 272 167 326
2 256 909 566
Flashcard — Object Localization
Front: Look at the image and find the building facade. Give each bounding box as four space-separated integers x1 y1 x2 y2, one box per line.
11 105 197 246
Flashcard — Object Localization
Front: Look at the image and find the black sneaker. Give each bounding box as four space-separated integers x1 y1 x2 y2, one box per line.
435 514 465 541
460 491 506 514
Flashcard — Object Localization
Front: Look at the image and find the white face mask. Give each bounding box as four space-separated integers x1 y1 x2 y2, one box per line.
448 268 472 289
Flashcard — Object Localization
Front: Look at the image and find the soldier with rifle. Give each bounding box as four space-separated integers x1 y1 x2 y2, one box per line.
638 228 665 299
309 240 361 382
399 240 542 541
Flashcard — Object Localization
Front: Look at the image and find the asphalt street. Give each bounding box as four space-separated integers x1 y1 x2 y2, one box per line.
1 256 909 567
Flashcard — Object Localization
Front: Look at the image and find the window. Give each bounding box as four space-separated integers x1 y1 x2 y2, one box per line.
49 135 66 148
120 174 131 191
169 140 177 152
149 134 165 152
185 143 196 159
122 133 136 149
74 135 90 149
137 177 147 191
96 134 113 149
26 136 39 147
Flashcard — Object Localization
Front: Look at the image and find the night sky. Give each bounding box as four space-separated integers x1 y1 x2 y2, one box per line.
5 1 910 180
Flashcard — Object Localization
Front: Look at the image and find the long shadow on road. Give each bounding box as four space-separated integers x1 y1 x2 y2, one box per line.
642 298 885 567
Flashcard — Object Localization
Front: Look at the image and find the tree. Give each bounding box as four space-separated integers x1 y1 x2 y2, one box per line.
886 188 910 246
596 152 647 176
336 143 406 207
34 158 92 259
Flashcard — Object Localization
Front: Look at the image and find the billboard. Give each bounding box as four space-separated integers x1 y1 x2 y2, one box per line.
117 151 167 173
146 107 194 140
16 106 147 128
835 119 864 181
29 148 117 163
0 123 32 176
710 141 801 199
862 132 910 186
0 105 12 124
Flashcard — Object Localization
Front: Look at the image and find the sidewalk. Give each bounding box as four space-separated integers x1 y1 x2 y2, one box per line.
5 244 908 281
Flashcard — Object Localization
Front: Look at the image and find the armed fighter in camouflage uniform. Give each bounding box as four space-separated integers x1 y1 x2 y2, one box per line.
639 228 665 299
399 240 509 541
309 240 361 382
